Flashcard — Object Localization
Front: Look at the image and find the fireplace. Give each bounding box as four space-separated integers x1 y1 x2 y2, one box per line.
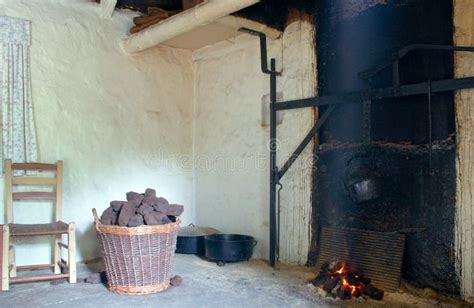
309 0 459 295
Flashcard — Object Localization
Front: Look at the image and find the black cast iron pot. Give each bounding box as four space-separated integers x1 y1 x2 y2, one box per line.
343 155 382 204
176 225 218 255
204 234 257 263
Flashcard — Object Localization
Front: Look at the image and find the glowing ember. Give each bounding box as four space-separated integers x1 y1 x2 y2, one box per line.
342 277 361 298
311 261 384 300
335 264 345 274
332 263 364 299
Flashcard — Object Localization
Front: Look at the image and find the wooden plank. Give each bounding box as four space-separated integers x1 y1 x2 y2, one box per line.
10 222 69 237
12 230 67 237
68 223 77 283
13 192 56 201
54 161 63 274
5 160 13 224
1 225 9 291
17 264 55 271
9 274 69 284
55 161 63 222
12 177 56 185
11 163 57 171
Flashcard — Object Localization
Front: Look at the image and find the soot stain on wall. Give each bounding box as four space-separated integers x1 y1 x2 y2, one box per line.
233 0 316 31
311 0 459 294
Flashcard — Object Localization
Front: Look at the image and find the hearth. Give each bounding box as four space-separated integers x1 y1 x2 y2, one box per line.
310 0 460 295
247 0 474 298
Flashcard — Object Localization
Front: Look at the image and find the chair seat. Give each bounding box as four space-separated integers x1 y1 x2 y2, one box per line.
9 221 69 237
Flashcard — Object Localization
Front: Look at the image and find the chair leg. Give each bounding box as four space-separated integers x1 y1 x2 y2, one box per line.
2 225 9 291
8 235 16 278
53 235 61 274
67 223 76 284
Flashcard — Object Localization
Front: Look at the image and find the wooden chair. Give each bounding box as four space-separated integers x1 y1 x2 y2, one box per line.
1 159 76 291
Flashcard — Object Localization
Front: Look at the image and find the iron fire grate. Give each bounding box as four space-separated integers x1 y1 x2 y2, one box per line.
316 226 405 292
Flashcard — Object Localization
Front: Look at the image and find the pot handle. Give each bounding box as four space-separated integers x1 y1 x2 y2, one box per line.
189 223 195 227
252 239 258 247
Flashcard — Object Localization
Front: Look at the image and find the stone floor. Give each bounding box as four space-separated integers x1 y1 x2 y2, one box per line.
0 255 469 307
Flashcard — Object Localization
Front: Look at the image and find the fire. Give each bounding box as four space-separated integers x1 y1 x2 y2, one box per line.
342 278 359 298
333 263 364 299
311 260 384 300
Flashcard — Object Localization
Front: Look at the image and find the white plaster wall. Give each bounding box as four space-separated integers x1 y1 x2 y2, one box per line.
453 0 474 301
192 19 316 263
0 0 195 265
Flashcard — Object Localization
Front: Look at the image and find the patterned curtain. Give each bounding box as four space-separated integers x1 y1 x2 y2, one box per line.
0 16 38 172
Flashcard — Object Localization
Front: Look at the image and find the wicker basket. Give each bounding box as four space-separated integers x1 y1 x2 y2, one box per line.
92 209 180 295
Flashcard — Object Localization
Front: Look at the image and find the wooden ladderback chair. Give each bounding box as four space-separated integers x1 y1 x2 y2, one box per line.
1 159 76 291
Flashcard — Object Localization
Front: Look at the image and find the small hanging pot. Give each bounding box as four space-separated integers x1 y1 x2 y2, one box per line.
343 155 382 204
176 224 218 255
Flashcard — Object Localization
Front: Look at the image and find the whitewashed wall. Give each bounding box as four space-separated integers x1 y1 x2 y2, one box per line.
454 0 474 302
192 19 316 263
0 0 317 267
0 0 195 264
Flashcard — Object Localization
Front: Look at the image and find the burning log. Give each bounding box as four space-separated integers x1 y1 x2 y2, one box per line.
311 261 384 301
101 189 183 227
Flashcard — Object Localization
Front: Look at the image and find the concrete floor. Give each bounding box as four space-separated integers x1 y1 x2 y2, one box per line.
0 255 468 307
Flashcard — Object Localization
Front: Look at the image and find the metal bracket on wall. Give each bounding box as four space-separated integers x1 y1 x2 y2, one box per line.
239 28 281 76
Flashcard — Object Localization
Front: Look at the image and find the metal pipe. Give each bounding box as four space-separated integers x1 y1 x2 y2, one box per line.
276 182 283 262
238 28 281 75
243 27 280 267
359 44 474 81
278 105 336 180
398 44 474 58
269 59 278 267
428 81 433 175
274 76 474 111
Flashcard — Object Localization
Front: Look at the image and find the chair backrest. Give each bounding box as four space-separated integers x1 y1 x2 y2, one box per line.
4 159 63 224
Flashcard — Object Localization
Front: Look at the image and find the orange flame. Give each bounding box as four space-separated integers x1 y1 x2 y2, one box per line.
342 278 359 298
335 264 364 299
335 264 345 274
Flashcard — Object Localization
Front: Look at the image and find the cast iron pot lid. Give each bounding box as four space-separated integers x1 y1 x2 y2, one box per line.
178 224 218 237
